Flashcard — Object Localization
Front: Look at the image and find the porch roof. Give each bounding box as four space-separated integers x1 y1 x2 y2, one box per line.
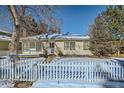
20 33 90 41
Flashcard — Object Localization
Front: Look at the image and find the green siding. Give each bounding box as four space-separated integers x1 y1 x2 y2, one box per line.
0 41 10 50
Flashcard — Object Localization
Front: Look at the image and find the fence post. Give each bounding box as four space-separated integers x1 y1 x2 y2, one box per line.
29 60 31 81
122 63 124 80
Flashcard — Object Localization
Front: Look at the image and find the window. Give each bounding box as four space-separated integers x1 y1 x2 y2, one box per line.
30 41 36 52
49 42 54 48
23 42 28 52
70 42 75 50
64 42 70 50
36 42 41 51
83 41 89 50
30 41 35 48
64 41 75 50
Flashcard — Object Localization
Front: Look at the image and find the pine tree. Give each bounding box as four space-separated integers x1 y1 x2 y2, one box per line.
89 5 124 57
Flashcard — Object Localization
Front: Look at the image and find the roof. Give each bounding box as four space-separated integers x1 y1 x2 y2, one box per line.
20 34 90 41
0 29 11 34
0 35 11 41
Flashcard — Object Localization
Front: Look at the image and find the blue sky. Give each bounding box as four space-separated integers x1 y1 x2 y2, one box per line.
0 5 106 35
56 5 106 35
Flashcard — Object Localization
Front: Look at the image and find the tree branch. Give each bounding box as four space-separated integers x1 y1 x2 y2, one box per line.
8 5 19 26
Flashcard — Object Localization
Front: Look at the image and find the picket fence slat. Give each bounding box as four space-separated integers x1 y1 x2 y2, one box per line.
121 65 124 80
1 60 3 79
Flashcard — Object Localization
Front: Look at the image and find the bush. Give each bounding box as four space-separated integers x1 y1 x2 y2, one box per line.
57 50 63 56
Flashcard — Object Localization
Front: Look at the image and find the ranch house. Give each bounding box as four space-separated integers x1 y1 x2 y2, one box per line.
20 34 93 56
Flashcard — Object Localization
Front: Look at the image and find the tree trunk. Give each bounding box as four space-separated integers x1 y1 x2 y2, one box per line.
117 48 120 57
9 26 20 59
8 5 24 60
9 26 20 80
117 41 120 57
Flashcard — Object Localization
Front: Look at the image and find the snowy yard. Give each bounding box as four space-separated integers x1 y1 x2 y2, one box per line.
0 80 14 88
31 80 124 88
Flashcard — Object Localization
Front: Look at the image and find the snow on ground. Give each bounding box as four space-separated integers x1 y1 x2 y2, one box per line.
0 80 15 88
31 80 103 88
113 58 124 60
31 80 124 88
0 56 7 59
0 35 11 41
51 57 112 63
112 57 124 62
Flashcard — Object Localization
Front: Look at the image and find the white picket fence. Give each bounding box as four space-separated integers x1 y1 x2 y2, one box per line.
0 58 45 81
0 58 124 82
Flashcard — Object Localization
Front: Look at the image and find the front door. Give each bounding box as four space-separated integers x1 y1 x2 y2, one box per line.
49 42 55 54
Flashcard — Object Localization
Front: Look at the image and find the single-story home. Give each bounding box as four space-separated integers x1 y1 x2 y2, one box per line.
20 33 93 56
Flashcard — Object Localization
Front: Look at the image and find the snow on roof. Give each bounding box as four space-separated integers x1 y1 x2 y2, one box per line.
0 35 11 41
21 34 90 40
0 29 10 34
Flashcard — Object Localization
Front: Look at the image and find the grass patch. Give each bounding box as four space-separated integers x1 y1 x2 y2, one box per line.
14 81 33 88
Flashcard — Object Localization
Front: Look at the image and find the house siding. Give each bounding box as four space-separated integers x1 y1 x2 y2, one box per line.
21 40 92 56
0 41 10 50
54 40 92 56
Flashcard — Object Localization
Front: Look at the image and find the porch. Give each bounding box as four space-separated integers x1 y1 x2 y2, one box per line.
21 40 55 55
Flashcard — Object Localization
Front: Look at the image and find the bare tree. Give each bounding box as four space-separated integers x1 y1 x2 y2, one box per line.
7 5 61 58
8 6 25 59
0 5 62 60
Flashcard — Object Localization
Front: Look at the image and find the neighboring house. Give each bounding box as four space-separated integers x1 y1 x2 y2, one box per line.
0 29 11 56
20 33 93 56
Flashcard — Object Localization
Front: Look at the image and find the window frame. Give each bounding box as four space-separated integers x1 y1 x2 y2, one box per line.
70 41 75 50
83 41 89 50
64 41 75 50
29 41 36 52
64 41 70 50
36 42 41 52
23 41 29 52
